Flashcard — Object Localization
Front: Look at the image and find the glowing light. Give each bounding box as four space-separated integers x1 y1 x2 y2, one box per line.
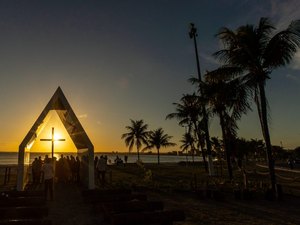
29 110 77 153
54 131 64 141
26 140 35 149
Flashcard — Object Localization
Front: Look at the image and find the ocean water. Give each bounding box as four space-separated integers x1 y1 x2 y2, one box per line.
0 152 202 165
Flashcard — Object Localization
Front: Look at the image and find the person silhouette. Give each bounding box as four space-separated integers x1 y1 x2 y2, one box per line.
96 155 107 186
32 158 38 184
42 157 54 200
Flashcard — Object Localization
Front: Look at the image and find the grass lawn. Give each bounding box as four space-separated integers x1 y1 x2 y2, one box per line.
103 162 300 225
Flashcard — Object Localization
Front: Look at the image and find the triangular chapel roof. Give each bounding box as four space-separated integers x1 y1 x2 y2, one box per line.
19 86 93 150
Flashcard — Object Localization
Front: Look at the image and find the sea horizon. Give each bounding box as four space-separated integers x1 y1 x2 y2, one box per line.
0 152 202 165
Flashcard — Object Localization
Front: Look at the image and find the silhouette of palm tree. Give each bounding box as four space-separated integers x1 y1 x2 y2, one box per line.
166 94 208 171
199 71 251 180
143 128 176 164
214 17 300 196
121 119 149 161
180 132 196 164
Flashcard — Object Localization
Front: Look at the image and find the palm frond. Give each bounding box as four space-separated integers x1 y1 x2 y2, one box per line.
263 20 300 69
205 65 244 82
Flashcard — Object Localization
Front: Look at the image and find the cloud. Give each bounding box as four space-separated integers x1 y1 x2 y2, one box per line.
240 1 300 70
290 51 300 70
200 53 221 67
285 73 300 83
269 0 300 29
267 1 300 71
78 114 88 119
235 0 300 30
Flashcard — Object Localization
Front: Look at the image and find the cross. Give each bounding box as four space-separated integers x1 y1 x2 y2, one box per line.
40 127 65 159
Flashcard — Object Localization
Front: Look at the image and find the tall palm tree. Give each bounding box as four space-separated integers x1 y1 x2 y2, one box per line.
143 128 176 164
200 73 251 180
166 94 209 171
121 119 149 161
214 17 300 195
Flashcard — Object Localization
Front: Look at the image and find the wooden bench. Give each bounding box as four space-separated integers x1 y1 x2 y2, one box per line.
110 210 185 225
0 206 48 220
0 197 46 207
0 219 52 225
0 191 50 225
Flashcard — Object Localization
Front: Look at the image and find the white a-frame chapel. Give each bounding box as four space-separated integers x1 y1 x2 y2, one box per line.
17 87 95 190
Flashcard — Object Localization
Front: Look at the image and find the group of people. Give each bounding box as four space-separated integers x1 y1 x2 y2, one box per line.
288 157 296 169
114 155 128 165
94 154 129 187
31 154 81 201
33 153 131 200
31 156 43 184
31 155 55 200
56 154 81 183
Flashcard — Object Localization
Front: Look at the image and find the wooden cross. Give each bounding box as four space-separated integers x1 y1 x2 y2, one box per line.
40 127 65 159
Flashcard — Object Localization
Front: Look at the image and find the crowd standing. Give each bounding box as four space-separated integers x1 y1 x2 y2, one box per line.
31 154 81 200
32 153 130 200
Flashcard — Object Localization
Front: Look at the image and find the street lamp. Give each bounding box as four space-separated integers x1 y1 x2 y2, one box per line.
188 22 215 176
189 23 202 82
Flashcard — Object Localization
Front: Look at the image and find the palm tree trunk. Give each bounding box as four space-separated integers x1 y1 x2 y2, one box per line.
219 112 233 180
157 147 160 165
199 141 208 172
258 83 277 197
137 148 140 161
203 114 215 176
192 147 195 163
194 122 208 172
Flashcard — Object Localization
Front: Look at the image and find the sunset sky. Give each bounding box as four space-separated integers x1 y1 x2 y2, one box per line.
1 0 300 153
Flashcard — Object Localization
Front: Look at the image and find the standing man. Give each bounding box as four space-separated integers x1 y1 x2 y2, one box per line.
96 155 107 186
31 158 38 184
37 156 43 184
42 157 54 200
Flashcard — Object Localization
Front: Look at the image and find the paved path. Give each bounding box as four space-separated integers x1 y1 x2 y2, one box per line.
257 164 300 174
46 183 104 225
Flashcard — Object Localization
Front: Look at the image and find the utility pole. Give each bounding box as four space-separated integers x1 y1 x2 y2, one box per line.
189 23 214 176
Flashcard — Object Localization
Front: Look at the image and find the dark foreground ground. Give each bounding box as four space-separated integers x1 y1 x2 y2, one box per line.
46 182 300 225
1 163 300 225
46 182 104 225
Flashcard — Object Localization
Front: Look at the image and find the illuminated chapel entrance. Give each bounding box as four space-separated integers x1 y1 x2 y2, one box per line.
17 87 95 190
